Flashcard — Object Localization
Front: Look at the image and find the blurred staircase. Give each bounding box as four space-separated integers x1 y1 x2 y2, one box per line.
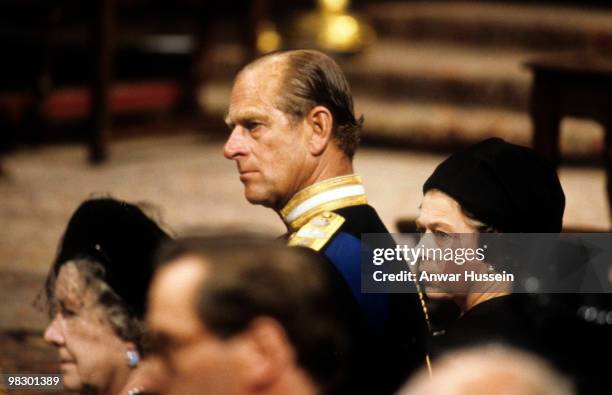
5 1 612 160
201 1 612 160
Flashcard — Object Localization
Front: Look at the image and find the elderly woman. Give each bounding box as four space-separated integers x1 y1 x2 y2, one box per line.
415 138 610 394
416 137 565 314
415 138 565 346
42 198 170 395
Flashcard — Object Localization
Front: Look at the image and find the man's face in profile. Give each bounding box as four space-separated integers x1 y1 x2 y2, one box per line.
146 258 246 395
223 62 313 210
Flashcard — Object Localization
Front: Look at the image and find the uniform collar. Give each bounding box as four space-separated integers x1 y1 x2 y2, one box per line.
280 174 368 232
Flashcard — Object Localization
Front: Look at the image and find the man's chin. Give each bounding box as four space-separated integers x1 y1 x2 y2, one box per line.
244 189 276 208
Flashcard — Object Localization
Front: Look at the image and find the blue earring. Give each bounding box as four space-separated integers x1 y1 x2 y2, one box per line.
126 350 140 368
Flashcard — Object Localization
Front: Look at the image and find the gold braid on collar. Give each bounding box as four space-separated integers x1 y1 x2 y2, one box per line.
280 175 367 232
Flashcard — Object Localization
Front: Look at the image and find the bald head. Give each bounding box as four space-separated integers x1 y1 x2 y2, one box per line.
399 345 574 395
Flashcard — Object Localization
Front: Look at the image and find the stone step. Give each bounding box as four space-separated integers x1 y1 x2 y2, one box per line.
361 1 612 52
355 96 604 160
207 41 536 111
341 40 533 111
199 82 605 161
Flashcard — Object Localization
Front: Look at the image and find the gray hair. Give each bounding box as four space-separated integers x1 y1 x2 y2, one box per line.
399 344 574 395
47 258 147 352
241 49 363 159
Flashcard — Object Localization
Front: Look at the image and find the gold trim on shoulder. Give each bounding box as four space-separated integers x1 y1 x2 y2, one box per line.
288 194 367 231
281 174 367 231
287 211 345 251
281 174 363 219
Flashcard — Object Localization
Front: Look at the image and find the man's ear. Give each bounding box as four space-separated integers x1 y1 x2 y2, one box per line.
238 317 294 391
306 106 333 156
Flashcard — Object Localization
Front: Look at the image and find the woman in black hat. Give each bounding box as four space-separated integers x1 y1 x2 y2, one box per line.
415 137 568 354
414 138 610 394
42 198 170 395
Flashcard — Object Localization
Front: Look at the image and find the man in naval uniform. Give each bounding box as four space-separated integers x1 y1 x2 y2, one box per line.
223 49 428 394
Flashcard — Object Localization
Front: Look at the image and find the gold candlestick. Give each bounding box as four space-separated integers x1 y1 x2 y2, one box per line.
293 0 374 54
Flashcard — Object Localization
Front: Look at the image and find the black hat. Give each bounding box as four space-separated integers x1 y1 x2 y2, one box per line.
423 138 565 233
52 198 170 318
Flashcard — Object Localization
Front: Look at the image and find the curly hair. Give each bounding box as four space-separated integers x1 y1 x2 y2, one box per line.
44 258 148 352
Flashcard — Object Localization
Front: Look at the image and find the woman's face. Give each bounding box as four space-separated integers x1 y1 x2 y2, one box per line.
416 190 482 298
43 263 132 393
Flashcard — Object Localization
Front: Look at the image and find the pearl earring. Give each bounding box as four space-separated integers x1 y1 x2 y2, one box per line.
126 350 140 368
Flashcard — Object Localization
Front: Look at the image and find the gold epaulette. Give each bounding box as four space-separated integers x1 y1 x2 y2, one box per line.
287 211 345 251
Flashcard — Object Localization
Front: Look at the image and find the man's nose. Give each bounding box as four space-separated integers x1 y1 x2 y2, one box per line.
223 128 247 160
43 314 65 346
